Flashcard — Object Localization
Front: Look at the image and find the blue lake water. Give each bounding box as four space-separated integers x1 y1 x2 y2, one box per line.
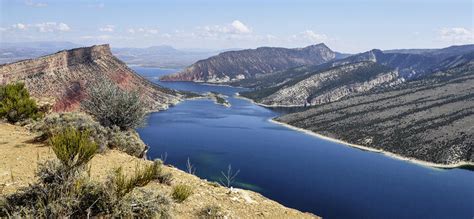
133 67 474 219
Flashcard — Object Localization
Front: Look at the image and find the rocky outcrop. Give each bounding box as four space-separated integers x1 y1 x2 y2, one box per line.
241 62 401 106
276 60 474 165
0 44 182 112
160 44 337 83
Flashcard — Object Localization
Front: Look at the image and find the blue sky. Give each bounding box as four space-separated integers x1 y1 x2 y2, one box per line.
0 0 472 53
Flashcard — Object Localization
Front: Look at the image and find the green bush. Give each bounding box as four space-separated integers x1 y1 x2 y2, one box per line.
81 79 148 130
0 82 41 123
50 128 98 169
110 160 163 198
108 126 147 157
33 113 147 157
1 148 170 217
172 184 193 203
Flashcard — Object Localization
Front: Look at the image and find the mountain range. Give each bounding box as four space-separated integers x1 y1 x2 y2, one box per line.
238 44 474 107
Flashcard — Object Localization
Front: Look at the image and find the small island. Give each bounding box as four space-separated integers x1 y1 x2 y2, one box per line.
205 92 231 107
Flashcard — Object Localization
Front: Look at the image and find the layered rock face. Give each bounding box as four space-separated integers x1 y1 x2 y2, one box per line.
241 62 401 106
276 60 474 165
0 44 181 111
160 43 337 82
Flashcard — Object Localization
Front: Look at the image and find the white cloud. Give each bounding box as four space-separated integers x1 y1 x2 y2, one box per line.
438 27 473 44
99 25 115 32
81 35 111 40
231 20 251 34
199 20 252 36
127 27 159 35
35 22 70 32
302 30 328 42
12 23 27 30
25 0 47 8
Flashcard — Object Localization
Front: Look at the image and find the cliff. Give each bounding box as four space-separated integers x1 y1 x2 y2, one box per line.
241 62 401 106
160 43 337 83
0 44 181 112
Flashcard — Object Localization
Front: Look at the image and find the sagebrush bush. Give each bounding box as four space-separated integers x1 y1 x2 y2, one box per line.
172 184 193 203
110 160 163 198
33 113 147 157
1 144 170 217
0 82 41 123
33 112 108 149
108 126 147 157
49 128 98 169
112 188 171 218
197 205 225 218
81 79 148 130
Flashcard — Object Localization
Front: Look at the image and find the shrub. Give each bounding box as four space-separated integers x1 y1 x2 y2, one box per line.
49 128 98 169
109 160 164 198
108 126 147 157
112 188 171 218
197 205 225 218
0 82 41 123
81 79 148 130
33 113 147 157
1 150 170 217
32 112 108 149
172 184 193 203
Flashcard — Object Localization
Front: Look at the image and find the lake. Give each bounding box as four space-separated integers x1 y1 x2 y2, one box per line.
134 67 474 219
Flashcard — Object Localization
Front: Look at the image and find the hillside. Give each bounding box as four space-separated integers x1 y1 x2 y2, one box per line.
160 43 338 83
0 123 317 218
275 59 474 165
240 61 401 106
0 44 182 111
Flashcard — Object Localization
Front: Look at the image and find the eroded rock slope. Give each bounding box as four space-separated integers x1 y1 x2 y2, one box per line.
0 44 181 111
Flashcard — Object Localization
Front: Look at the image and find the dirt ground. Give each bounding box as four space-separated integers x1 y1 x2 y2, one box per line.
0 122 318 218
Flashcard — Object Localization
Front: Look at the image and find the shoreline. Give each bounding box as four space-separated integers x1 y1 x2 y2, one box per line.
268 119 474 169
233 93 474 169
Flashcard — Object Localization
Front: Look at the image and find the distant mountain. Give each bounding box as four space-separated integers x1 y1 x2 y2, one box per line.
112 46 220 68
276 56 474 165
160 43 340 83
0 41 82 64
0 42 220 69
0 44 182 111
385 44 474 60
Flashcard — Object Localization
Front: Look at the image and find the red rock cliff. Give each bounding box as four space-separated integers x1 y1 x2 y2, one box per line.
0 44 181 111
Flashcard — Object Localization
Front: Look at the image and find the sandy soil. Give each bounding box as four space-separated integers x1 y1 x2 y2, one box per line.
0 122 318 218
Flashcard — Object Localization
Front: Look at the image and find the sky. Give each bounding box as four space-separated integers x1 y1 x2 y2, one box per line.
0 0 472 53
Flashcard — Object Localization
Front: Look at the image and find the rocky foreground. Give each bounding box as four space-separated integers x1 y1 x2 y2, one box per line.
0 123 317 218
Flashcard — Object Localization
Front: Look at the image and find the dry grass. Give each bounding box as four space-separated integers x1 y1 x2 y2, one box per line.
0 123 319 218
